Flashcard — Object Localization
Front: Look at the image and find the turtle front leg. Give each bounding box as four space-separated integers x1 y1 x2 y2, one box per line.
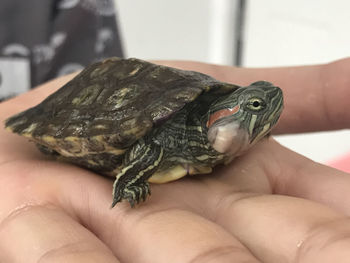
111 140 164 208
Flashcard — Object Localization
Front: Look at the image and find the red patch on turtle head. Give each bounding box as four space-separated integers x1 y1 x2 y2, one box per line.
206 105 240 128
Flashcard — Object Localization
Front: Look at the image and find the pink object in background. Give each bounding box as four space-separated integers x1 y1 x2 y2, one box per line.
328 153 350 173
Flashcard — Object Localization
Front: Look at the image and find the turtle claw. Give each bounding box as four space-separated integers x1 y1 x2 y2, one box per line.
126 182 151 207
142 186 151 202
110 200 118 209
111 182 151 208
136 182 151 203
127 197 136 208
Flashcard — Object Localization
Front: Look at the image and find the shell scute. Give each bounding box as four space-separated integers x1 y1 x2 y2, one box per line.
71 84 102 106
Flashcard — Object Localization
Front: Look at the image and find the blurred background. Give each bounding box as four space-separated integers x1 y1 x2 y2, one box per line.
115 0 350 167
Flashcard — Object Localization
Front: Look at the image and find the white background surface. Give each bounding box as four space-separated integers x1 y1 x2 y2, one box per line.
115 0 350 164
116 0 238 64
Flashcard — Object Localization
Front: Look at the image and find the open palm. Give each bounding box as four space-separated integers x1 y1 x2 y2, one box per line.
1 59 350 262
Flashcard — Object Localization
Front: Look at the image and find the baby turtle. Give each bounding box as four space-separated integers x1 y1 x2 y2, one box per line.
5 57 284 207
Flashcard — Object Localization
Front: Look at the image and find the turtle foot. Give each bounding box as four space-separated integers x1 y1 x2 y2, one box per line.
111 182 151 208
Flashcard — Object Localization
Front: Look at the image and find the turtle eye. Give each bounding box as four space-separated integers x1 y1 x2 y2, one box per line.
246 98 265 111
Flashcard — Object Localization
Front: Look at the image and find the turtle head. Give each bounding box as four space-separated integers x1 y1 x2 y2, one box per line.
206 81 283 156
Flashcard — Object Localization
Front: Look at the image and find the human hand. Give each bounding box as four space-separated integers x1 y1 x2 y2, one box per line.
0 59 350 262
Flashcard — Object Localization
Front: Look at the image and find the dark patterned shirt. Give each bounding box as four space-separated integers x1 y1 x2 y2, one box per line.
0 0 124 101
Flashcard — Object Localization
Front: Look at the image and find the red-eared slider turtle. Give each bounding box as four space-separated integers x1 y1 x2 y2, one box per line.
4 57 284 207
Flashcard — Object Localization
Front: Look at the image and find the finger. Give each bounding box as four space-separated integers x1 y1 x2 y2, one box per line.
264 139 350 215
0 206 119 263
214 138 350 215
0 163 119 263
106 206 261 263
215 193 350 262
157 58 350 133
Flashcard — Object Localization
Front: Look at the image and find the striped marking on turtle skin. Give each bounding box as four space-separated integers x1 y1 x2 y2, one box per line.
248 114 257 136
206 105 240 128
114 146 151 182
251 123 271 144
268 94 284 123
152 110 225 167
163 121 203 132
127 147 164 185
112 146 164 205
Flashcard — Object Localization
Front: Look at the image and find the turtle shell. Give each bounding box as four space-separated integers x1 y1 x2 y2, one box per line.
5 57 238 158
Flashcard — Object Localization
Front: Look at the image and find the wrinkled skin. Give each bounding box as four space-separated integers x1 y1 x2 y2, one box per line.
0 58 350 262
